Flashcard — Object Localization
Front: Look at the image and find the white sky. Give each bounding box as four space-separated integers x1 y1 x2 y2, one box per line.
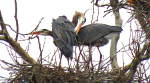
0 0 139 80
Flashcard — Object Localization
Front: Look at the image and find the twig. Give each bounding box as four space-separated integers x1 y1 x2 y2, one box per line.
50 49 59 65
14 0 19 41
0 41 11 48
37 36 43 64
0 30 3 35
6 24 28 36
30 17 44 33
94 0 99 6
91 1 95 23
25 38 31 53
37 36 46 64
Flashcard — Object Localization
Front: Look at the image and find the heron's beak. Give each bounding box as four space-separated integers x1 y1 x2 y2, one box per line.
74 23 83 34
74 16 86 34
28 31 41 35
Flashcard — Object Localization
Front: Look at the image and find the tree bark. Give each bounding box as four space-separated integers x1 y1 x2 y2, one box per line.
110 0 122 69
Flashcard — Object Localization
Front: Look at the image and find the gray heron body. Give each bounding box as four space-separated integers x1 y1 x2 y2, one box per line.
76 23 122 45
52 16 76 60
29 12 122 61
72 12 122 46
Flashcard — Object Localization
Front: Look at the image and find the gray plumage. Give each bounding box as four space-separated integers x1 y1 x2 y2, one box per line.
77 23 122 44
52 16 76 60
51 16 122 60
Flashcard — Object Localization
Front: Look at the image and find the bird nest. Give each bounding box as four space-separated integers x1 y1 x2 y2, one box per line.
7 64 129 83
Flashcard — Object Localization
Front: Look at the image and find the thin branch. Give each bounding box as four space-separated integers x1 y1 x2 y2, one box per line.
123 41 150 82
0 30 3 35
139 41 150 61
7 37 37 64
94 0 99 6
14 0 19 41
0 36 6 40
36 36 46 64
18 36 37 41
30 17 44 33
0 11 9 36
0 41 12 48
6 24 27 36
91 1 95 23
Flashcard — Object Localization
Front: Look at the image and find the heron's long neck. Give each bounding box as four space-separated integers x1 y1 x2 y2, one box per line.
47 31 53 37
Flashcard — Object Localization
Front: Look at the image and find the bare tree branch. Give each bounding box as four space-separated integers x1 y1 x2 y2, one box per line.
0 36 6 40
109 0 122 69
14 0 19 41
125 40 150 82
125 0 150 82
0 11 37 64
36 36 46 64
0 30 3 35
30 17 44 33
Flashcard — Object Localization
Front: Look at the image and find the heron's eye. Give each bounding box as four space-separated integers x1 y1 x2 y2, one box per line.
42 29 49 31
82 18 86 24
79 16 86 24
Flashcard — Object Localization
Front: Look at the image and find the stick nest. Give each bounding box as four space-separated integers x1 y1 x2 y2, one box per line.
8 64 128 83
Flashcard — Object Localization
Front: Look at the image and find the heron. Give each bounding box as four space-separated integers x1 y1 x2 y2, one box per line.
29 12 122 62
30 16 76 62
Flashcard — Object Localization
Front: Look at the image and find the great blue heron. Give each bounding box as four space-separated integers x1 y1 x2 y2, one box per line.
29 12 122 62
72 12 122 46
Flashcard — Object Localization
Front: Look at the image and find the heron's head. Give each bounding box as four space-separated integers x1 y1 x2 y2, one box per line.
72 11 86 34
29 29 51 36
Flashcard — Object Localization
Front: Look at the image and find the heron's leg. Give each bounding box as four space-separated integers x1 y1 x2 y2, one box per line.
97 47 103 72
67 59 70 67
59 54 63 67
67 58 74 73
88 45 94 71
67 58 71 68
